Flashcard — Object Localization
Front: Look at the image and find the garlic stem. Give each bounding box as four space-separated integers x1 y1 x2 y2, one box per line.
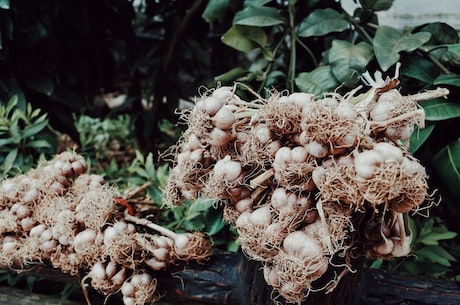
410 87 449 102
250 168 275 189
370 109 425 129
124 213 178 240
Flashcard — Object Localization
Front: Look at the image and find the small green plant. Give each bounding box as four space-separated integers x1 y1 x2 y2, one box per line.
73 113 137 182
0 96 55 177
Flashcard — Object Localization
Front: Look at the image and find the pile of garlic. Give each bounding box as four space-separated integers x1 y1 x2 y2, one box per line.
165 66 449 303
0 151 211 305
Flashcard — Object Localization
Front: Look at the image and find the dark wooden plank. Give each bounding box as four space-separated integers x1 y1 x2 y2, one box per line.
1 252 459 305
0 286 85 305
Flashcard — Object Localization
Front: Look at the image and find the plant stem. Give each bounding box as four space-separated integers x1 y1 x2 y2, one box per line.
287 1 297 92
125 213 178 239
410 88 450 102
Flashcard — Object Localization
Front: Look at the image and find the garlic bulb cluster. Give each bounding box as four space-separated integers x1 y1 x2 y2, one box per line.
165 68 448 303
0 151 211 305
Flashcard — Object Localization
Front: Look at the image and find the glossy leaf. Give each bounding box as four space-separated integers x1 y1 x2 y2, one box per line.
359 0 394 11
409 124 434 153
401 57 441 84
416 22 459 45
433 74 460 87
202 0 229 23
214 67 247 82
432 139 460 199
294 65 339 96
234 6 284 27
221 25 267 52
298 8 349 37
328 40 373 87
420 99 460 121
373 26 431 71
447 43 460 57
0 0 9 9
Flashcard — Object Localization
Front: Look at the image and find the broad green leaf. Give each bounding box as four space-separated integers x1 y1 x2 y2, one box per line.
202 0 229 23
244 0 272 6
420 99 460 121
417 23 459 45
205 209 225 235
432 139 460 199
447 44 460 58
221 25 267 52
433 74 460 87
328 40 373 87
0 0 9 9
234 6 284 27
373 26 431 71
298 8 349 37
359 0 394 11
409 124 434 153
401 57 441 84
294 65 339 96
215 67 248 82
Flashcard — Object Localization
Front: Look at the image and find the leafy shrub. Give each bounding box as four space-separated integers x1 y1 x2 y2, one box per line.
0 96 56 177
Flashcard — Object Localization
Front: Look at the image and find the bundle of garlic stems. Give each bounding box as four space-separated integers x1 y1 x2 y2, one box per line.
0 151 211 305
164 64 448 303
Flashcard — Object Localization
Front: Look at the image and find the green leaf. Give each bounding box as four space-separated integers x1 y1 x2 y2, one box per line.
420 232 458 246
433 74 460 87
359 0 394 11
214 67 248 82
234 6 284 27
202 0 230 23
328 40 373 87
6 95 18 116
298 8 349 37
420 99 460 121
205 209 226 235
373 26 431 71
401 57 441 84
24 139 52 149
416 247 454 266
409 124 434 153
0 0 9 9
22 119 48 139
294 65 339 96
447 43 460 58
1 148 17 175
369 258 383 269
416 23 459 45
221 25 267 52
432 140 460 199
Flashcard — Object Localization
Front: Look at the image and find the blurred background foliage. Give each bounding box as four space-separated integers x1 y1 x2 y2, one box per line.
0 0 460 283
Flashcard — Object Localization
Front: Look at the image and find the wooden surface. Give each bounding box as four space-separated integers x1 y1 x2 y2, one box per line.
1 251 459 305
